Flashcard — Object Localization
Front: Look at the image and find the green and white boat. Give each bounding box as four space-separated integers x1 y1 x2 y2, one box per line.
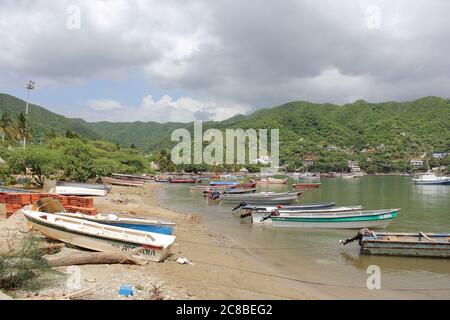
271 208 399 229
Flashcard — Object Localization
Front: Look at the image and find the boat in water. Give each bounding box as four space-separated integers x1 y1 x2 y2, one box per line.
257 177 288 184
170 179 197 183
292 183 321 189
412 172 450 185
270 208 398 229
209 181 241 186
22 209 175 262
294 172 321 180
341 228 450 258
218 191 301 205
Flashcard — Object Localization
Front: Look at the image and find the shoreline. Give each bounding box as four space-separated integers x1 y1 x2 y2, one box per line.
0 183 326 300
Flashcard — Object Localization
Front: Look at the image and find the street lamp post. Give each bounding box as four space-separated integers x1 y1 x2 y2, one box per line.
24 80 35 149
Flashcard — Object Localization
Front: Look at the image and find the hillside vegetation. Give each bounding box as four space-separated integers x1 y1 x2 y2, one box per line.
1 93 449 173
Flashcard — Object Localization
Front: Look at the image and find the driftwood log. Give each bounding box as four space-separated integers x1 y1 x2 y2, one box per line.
43 249 149 267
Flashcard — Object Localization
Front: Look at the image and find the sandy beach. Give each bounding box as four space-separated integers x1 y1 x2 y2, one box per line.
0 182 328 300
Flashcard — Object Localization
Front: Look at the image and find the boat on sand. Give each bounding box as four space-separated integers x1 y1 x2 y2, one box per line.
22 209 175 262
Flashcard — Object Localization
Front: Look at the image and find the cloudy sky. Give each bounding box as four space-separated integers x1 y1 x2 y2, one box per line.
0 0 449 123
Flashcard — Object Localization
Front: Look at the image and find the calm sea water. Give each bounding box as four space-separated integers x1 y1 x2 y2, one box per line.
157 176 450 298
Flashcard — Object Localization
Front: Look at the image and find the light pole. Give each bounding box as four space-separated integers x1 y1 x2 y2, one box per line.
24 80 35 149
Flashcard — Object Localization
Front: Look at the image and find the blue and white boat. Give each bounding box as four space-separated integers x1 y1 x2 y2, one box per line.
412 172 450 185
56 212 175 235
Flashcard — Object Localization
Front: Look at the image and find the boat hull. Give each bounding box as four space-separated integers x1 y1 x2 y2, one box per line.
360 232 450 258
54 186 107 197
24 213 173 262
101 222 173 235
271 210 397 229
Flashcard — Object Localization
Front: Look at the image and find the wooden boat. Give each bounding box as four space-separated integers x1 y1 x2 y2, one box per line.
292 183 321 189
235 202 336 212
52 181 109 196
22 209 176 262
341 229 450 258
257 177 288 184
112 173 152 183
295 173 321 180
234 182 257 189
155 179 170 183
270 208 398 229
412 173 450 185
102 177 144 187
170 179 196 183
204 188 257 196
219 192 301 205
249 205 363 223
209 181 240 186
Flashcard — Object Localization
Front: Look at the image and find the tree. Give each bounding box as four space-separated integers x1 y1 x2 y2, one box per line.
0 112 12 142
15 112 32 147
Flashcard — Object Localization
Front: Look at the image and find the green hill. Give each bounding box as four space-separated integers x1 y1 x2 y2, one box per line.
0 93 100 140
1 92 449 172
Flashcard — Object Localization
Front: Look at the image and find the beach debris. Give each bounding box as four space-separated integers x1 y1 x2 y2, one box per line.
43 248 149 267
119 284 134 297
176 257 194 265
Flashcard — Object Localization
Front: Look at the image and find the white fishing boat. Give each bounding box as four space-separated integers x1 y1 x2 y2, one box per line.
22 209 176 262
412 172 450 185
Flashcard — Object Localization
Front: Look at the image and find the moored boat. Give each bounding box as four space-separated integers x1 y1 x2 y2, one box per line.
209 181 240 186
218 192 301 205
270 208 398 229
341 228 450 258
412 172 450 185
257 177 288 184
170 179 197 183
292 183 321 189
22 209 176 262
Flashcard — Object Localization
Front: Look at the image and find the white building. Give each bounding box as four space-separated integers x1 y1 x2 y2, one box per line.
410 159 424 167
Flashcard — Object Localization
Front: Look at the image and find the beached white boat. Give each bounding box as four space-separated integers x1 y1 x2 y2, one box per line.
52 186 107 197
22 209 175 262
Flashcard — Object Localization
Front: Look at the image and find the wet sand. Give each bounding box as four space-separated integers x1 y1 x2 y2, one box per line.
0 183 326 299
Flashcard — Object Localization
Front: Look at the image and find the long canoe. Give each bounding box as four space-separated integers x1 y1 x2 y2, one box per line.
292 183 321 189
22 210 175 262
270 209 398 229
219 192 301 205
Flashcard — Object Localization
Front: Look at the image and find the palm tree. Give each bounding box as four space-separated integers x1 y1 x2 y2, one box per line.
15 112 31 148
0 112 12 142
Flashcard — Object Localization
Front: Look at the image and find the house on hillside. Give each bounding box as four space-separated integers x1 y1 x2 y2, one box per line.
410 159 424 167
432 152 448 159
302 156 315 167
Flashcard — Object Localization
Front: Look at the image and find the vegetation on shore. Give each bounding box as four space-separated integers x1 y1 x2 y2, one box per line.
1 93 449 174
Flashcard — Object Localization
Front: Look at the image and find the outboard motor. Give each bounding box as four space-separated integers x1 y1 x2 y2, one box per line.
232 201 248 211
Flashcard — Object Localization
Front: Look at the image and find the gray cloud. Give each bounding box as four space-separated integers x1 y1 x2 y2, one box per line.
1 0 449 122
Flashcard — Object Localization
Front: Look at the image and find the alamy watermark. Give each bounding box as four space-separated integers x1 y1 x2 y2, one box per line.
171 121 280 173
366 265 381 290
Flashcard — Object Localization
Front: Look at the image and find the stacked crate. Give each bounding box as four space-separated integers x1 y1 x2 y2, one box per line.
1 193 98 218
